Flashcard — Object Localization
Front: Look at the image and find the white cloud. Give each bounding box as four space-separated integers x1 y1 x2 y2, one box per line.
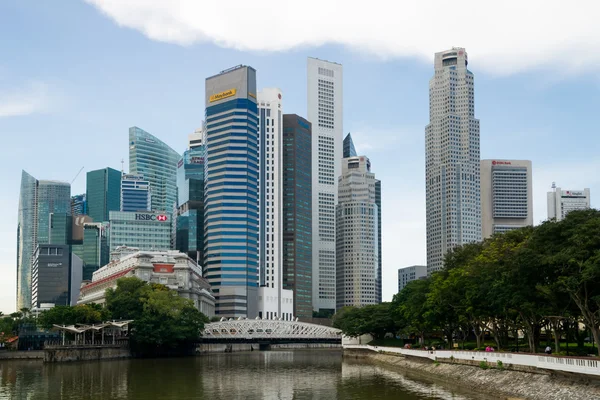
0 82 52 118
85 0 600 75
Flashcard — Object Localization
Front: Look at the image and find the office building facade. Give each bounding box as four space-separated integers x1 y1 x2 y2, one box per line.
109 211 172 252
86 167 121 222
71 222 110 281
31 244 79 310
397 265 427 292
336 155 379 309
307 57 343 313
71 194 87 216
129 126 180 213
176 136 206 263
425 47 481 274
256 88 293 319
121 174 151 212
282 114 313 319
17 171 71 309
204 65 259 317
481 160 533 237
547 186 591 221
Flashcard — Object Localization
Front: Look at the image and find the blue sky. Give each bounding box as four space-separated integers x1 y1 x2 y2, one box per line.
1 1 598 313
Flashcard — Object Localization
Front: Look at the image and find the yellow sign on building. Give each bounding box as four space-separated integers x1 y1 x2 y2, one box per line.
209 89 237 103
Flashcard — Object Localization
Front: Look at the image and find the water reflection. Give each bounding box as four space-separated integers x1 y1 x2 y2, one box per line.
0 350 483 400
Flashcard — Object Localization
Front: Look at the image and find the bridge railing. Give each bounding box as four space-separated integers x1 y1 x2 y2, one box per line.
345 344 600 376
44 338 129 349
202 320 342 341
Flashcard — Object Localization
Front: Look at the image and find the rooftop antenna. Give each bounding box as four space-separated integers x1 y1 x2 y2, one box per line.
121 159 125 175
551 182 556 191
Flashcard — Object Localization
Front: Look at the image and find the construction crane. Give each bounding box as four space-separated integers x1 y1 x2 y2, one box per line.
71 166 85 185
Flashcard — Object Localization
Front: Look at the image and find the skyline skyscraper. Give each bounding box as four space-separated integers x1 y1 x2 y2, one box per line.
71 194 87 216
16 171 71 309
282 114 313 319
204 65 259 318
547 186 591 221
86 167 121 222
121 174 151 212
129 126 180 213
425 47 481 274
307 57 343 314
256 89 293 320
176 132 206 264
343 132 357 158
481 159 533 238
336 154 379 309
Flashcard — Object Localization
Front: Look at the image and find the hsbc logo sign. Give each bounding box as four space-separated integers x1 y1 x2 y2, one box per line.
135 213 168 222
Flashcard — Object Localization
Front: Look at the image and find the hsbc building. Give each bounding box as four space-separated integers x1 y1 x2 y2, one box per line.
109 211 172 252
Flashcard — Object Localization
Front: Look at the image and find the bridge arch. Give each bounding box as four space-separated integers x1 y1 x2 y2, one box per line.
202 319 342 341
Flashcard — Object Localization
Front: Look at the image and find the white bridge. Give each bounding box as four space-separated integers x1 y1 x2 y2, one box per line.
201 319 342 342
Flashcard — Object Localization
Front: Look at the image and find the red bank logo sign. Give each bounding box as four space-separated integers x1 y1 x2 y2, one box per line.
491 160 512 166
135 213 168 222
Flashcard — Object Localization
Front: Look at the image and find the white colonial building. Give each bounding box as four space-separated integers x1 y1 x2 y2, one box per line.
78 246 215 317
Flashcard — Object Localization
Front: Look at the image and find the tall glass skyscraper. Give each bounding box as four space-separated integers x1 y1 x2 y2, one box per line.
176 133 206 264
129 127 180 213
86 167 121 222
343 132 357 158
16 171 71 309
71 194 87 216
282 114 313 319
425 47 481 274
204 65 259 318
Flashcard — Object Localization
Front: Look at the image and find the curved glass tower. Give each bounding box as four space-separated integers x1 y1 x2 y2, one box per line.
129 127 180 213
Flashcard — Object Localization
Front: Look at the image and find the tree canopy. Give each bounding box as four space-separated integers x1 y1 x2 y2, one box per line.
333 209 600 355
105 277 209 355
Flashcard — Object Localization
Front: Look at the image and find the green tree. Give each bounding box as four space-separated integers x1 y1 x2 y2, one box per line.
105 277 208 355
392 278 434 345
37 304 111 330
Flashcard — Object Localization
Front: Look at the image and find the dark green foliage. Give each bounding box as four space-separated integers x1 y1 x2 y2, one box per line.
335 209 600 356
37 304 110 329
105 277 208 356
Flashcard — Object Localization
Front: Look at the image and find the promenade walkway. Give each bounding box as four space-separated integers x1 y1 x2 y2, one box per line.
345 344 600 377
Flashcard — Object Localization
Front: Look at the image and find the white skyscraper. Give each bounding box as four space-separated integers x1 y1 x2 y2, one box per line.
307 57 343 313
547 186 591 221
425 48 481 274
257 88 293 320
480 159 533 238
336 155 379 309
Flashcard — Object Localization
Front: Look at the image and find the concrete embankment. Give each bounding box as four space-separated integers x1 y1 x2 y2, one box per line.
0 350 43 360
44 346 130 363
345 349 600 400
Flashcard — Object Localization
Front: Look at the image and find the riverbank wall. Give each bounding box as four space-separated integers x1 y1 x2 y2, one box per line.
44 345 131 363
345 348 600 400
0 350 43 360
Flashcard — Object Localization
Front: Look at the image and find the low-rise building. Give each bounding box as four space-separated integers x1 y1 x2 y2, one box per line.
78 247 215 317
397 265 427 293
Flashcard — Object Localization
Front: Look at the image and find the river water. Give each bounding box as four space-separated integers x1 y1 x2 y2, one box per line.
0 350 483 399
